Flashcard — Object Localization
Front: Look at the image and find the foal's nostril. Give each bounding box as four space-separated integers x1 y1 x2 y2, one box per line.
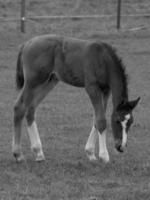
115 144 124 153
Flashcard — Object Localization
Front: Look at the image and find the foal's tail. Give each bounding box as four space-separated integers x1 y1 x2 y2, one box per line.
16 44 24 90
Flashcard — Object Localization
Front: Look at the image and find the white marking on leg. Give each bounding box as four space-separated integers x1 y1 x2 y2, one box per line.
98 129 109 163
85 126 98 161
27 121 41 149
27 121 45 161
121 114 130 148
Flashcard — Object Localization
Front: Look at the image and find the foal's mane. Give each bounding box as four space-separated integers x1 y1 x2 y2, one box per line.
103 43 129 99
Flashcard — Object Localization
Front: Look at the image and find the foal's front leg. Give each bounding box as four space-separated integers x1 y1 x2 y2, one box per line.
98 128 109 163
85 84 110 163
85 125 98 161
85 121 109 163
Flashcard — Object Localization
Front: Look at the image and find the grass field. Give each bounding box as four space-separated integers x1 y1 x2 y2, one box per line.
0 1 150 199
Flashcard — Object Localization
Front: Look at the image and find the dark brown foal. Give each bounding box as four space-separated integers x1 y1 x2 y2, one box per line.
13 35 140 162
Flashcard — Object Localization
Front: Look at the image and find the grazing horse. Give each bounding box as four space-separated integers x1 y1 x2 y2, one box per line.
13 35 140 163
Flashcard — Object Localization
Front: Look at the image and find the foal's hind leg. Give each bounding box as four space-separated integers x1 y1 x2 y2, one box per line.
26 76 58 161
26 107 44 162
85 84 109 163
13 87 32 161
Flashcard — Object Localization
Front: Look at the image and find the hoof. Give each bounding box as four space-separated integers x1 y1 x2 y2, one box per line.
85 149 97 162
32 146 45 162
12 145 24 162
99 152 110 163
13 152 24 162
35 153 45 162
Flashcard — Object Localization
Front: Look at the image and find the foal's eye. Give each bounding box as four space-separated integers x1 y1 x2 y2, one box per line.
116 119 120 124
115 116 121 124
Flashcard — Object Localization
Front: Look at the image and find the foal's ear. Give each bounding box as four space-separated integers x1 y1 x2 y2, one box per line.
117 97 140 111
127 97 140 111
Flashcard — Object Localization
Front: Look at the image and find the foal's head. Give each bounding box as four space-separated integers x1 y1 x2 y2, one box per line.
111 97 140 153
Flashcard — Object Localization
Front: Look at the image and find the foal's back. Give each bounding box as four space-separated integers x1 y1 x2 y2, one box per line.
22 35 109 88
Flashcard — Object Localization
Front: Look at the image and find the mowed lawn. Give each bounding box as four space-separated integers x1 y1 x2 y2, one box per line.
0 1 150 198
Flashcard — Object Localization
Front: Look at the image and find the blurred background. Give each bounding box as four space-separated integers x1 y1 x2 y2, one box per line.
0 0 150 36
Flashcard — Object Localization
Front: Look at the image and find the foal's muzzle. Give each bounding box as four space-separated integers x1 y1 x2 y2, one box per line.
115 141 127 153
115 144 124 153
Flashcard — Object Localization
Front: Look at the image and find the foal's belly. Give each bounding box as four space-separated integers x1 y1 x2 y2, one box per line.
55 63 85 87
54 50 85 87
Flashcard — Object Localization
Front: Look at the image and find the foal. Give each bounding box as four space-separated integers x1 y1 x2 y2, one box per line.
13 35 140 163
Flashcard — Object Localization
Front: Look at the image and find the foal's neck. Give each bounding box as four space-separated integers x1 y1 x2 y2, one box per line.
100 42 128 110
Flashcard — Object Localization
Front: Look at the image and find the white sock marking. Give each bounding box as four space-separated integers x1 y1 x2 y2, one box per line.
27 121 42 150
98 129 109 163
85 126 97 160
27 121 45 161
121 114 130 148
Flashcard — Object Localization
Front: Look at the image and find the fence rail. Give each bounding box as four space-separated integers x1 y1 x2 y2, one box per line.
1 13 150 21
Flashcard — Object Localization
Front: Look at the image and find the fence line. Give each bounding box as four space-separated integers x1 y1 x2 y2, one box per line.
28 14 115 20
0 0 150 32
0 13 150 22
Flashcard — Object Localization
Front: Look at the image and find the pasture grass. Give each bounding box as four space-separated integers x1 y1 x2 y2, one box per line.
0 30 150 200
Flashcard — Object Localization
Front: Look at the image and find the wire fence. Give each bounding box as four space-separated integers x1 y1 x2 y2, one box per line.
0 0 150 33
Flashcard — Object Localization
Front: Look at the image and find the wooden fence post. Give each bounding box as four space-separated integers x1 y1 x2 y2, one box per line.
117 0 122 30
21 0 26 33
